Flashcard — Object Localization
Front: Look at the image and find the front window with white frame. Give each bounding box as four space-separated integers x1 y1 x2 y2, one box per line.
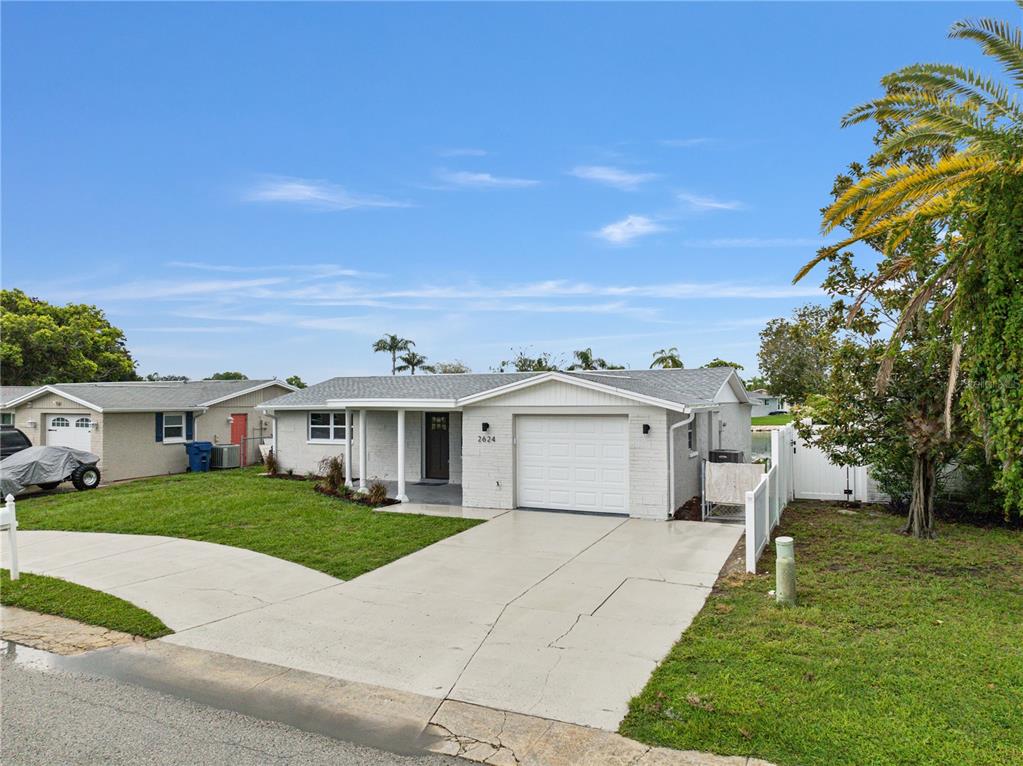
163 412 186 442
308 412 347 442
687 419 696 454
1 412 13 426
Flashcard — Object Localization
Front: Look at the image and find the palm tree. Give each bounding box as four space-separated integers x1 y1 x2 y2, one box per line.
372 334 414 375
650 347 684 369
793 4 1023 515
395 351 435 375
568 348 605 370
795 4 1023 333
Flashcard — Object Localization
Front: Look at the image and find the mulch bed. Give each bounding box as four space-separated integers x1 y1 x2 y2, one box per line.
312 484 401 508
263 472 400 508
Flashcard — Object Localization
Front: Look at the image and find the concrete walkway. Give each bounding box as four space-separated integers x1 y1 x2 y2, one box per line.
3 513 742 731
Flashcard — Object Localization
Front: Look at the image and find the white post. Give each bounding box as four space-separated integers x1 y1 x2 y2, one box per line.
3 494 19 580
396 409 409 502
344 408 353 487
744 489 756 574
358 409 368 493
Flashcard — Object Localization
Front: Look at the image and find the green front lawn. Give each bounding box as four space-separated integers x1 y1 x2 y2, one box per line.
751 413 793 425
621 502 1022 766
2 569 172 638
15 468 482 580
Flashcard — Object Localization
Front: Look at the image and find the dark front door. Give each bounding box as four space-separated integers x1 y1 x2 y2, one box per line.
424 412 450 480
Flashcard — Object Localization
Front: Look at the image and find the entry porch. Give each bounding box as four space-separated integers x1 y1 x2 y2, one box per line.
334 407 461 503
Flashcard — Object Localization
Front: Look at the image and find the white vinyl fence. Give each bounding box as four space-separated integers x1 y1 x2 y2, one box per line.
745 425 795 573
792 428 889 503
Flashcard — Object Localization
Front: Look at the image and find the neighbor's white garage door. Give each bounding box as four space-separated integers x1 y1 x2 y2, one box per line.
515 415 628 514
46 413 94 451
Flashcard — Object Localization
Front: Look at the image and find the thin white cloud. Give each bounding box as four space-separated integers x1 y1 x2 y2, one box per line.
594 215 666 245
569 165 658 191
435 169 540 189
126 326 247 334
167 261 373 278
660 138 714 148
68 278 288 302
437 147 488 157
682 237 823 248
676 192 743 211
243 176 411 210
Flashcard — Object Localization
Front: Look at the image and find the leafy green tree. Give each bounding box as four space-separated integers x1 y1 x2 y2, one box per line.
206 371 248 380
702 358 744 371
372 334 414 375
496 348 561 372
757 306 835 404
145 372 189 381
567 348 623 371
795 3 1023 515
800 242 964 537
0 289 138 385
432 361 471 374
649 347 683 369
285 375 307 389
396 351 434 375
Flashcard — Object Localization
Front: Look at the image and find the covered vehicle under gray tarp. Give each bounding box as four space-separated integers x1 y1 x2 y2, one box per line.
0 446 100 496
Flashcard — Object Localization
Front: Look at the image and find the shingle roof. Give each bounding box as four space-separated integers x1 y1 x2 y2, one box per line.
5 380 288 411
1 386 41 407
260 368 744 409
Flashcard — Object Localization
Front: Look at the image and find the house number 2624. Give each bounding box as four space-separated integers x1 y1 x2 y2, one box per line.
478 435 496 443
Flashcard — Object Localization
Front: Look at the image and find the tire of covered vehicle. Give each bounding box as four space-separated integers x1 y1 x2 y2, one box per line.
71 465 101 491
37 482 61 490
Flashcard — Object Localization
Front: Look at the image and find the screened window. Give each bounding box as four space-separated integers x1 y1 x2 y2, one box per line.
308 412 347 442
687 420 695 452
0 413 13 426
163 413 185 441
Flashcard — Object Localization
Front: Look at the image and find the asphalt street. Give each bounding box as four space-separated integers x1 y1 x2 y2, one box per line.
0 653 466 766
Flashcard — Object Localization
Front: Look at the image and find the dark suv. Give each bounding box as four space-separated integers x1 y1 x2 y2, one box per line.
1 426 33 459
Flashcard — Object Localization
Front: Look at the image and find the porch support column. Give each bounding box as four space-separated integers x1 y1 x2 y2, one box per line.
396 409 409 502
358 409 368 493
344 408 353 487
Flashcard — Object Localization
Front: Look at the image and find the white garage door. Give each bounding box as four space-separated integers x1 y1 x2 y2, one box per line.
516 415 628 514
46 413 94 451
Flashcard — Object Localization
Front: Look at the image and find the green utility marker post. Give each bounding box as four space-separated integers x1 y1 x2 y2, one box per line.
775 536 796 606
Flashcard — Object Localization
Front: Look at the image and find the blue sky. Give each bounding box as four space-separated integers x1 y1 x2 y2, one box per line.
2 2 1007 381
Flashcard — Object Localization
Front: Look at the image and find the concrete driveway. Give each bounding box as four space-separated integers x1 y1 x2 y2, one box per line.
4 512 741 731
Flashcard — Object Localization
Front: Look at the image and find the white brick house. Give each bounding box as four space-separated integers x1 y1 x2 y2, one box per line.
260 368 752 520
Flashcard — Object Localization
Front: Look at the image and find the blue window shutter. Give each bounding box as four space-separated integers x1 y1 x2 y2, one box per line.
155 413 164 442
185 412 194 441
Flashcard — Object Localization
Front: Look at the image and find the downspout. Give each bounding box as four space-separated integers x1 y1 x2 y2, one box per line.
191 408 208 440
668 409 696 519
267 412 278 456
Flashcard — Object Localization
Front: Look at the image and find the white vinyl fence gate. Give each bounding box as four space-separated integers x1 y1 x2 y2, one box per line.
793 431 889 503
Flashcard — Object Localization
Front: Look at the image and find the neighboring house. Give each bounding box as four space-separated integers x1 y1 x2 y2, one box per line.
748 389 787 417
260 368 752 519
1 386 41 426
2 380 295 481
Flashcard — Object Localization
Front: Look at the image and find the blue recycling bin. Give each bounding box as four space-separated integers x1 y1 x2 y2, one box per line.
185 441 213 473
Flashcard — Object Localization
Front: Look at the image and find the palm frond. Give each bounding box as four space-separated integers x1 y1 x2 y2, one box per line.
886 63 1023 121
950 16 1023 89
855 155 996 228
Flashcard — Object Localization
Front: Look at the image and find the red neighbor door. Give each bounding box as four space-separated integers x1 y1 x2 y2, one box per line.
231 413 248 466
